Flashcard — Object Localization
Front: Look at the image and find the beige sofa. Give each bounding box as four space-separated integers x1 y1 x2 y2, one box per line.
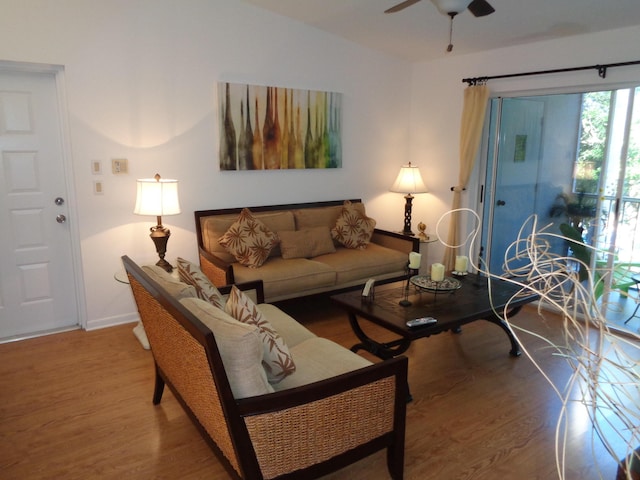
195 199 419 302
123 255 408 479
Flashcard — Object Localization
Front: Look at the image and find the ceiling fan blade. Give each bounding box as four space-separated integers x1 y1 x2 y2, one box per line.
467 0 495 17
385 0 422 14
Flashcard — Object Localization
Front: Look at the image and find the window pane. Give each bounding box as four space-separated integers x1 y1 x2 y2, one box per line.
574 91 611 195
623 86 640 197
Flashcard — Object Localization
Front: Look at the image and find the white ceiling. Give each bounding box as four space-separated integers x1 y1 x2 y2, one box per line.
240 0 640 62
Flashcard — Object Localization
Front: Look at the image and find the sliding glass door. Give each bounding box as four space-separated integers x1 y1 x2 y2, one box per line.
481 93 581 274
480 86 640 326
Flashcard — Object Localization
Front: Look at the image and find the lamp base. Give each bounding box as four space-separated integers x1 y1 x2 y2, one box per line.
155 257 173 273
401 194 414 236
150 224 173 273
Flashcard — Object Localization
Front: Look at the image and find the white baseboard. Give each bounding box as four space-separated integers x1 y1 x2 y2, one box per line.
86 312 139 331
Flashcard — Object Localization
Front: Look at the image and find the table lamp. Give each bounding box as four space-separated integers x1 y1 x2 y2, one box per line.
390 162 428 235
134 173 181 272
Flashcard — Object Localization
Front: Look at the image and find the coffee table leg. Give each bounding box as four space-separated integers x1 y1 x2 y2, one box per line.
347 313 412 360
484 306 523 357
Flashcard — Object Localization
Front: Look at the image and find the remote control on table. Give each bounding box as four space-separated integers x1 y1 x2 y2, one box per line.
406 317 437 328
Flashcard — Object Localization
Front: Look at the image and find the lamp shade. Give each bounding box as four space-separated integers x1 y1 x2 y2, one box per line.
389 163 428 194
134 176 181 216
431 0 472 15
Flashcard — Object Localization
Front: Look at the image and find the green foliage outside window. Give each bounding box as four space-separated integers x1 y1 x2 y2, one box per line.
574 91 611 194
575 89 640 197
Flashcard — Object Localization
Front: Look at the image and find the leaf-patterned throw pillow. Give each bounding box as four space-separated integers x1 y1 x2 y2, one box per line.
218 208 280 268
176 257 225 309
225 285 296 384
331 200 376 249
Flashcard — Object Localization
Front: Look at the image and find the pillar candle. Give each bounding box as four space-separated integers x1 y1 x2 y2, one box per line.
455 255 468 273
431 263 445 282
409 252 421 269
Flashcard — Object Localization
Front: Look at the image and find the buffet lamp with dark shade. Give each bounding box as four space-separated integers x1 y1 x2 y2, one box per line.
390 162 428 236
134 173 181 272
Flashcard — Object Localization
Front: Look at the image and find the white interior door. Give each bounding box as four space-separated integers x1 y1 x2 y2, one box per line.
0 69 79 340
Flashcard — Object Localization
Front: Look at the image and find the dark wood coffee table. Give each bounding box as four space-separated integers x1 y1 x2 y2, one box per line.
331 274 538 361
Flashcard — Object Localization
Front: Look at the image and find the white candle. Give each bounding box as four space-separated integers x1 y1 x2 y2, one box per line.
431 263 445 282
409 252 421 269
455 255 468 273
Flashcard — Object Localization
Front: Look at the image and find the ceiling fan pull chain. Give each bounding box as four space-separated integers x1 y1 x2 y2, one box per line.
447 13 455 52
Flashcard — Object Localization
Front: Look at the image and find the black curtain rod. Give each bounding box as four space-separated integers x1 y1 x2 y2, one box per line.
462 60 640 86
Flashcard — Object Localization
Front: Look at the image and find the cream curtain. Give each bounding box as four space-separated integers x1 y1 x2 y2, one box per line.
443 84 490 270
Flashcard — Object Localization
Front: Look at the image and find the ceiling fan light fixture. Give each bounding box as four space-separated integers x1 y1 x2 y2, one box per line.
430 0 472 15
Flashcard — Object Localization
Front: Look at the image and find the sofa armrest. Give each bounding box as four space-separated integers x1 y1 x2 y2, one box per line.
199 247 235 287
371 228 419 255
235 356 408 479
217 280 265 304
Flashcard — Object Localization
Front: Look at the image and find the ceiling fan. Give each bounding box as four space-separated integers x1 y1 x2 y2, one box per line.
385 0 495 52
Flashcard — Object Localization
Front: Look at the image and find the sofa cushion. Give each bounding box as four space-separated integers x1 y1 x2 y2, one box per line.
278 226 336 259
331 201 376 249
176 257 225 309
142 265 197 300
219 208 280 268
232 257 336 300
225 286 296 384
180 297 274 399
293 203 366 230
273 337 372 391
314 243 408 284
201 210 295 263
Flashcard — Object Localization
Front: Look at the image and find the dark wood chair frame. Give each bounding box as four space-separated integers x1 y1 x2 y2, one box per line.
123 255 408 480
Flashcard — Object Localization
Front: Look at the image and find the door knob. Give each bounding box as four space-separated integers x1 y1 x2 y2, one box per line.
55 197 65 206
56 214 66 223
497 200 506 206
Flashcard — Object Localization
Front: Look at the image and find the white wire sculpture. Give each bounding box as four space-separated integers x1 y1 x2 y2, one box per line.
436 209 640 479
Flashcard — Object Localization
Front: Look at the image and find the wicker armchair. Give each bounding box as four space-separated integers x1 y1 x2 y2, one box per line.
122 256 408 479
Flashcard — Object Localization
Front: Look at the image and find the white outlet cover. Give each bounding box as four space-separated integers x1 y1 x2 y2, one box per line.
111 158 128 174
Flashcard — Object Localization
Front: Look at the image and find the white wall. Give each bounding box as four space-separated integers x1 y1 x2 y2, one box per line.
0 0 413 329
3 0 640 330
409 25 640 265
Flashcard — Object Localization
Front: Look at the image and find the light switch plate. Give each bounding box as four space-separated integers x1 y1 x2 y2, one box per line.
111 158 128 174
93 181 104 195
91 160 102 175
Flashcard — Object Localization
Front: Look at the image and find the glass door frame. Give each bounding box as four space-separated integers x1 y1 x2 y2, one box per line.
475 83 640 305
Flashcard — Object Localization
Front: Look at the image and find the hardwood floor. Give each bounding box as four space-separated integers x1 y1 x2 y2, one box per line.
0 299 633 479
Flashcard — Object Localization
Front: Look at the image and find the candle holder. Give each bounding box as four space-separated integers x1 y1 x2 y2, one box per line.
409 275 461 301
399 265 419 307
452 255 469 276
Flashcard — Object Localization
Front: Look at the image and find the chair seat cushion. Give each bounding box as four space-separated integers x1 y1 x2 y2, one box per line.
272 337 372 391
256 304 317 348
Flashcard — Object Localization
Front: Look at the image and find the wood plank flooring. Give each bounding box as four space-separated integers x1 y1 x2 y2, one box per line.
0 298 633 479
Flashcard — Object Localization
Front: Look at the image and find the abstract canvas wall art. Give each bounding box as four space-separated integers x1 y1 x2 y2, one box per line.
218 82 342 170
